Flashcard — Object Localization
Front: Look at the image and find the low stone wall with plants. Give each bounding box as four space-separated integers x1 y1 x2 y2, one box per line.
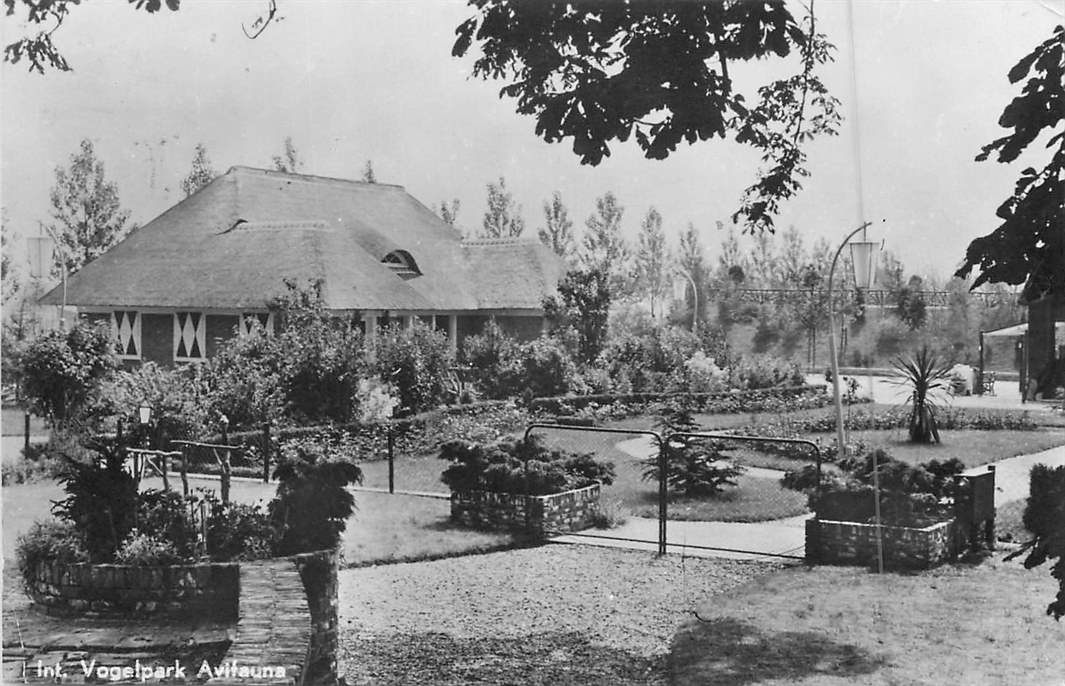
26 559 239 618
805 517 965 569
451 483 601 538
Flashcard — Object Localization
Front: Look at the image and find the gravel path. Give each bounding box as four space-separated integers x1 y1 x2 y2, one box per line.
338 544 782 685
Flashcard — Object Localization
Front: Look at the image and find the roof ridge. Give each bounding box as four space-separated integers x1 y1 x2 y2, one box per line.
226 165 406 190
462 236 540 246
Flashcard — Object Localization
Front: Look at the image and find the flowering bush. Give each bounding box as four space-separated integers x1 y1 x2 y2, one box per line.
684 351 728 393
355 377 400 423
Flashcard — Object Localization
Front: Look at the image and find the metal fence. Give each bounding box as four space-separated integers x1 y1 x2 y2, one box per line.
523 422 821 559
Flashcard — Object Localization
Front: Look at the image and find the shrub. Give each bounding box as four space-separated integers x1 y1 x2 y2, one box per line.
1009 464 1065 619
731 354 803 390
18 322 119 425
370 321 452 414
269 438 363 555
106 362 208 447
590 498 629 529
199 326 286 430
135 489 200 559
16 520 88 589
891 346 953 443
203 493 277 562
461 320 523 399
519 336 576 397
439 435 614 496
51 440 138 562
113 529 181 566
641 400 744 496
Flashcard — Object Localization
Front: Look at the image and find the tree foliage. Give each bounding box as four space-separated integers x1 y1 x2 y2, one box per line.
1007 464 1065 620
538 191 575 260
635 207 668 317
3 0 180 73
580 191 631 296
438 198 461 226
18 321 118 424
180 143 216 197
454 0 840 231
49 139 131 274
272 136 304 173
543 267 611 364
361 160 377 184
956 26 1064 301
481 176 525 238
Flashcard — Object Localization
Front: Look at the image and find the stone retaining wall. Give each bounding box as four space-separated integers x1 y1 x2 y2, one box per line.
806 518 965 569
26 560 239 619
451 483 601 538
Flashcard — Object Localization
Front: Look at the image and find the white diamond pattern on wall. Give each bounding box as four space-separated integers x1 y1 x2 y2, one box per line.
174 312 205 360
110 311 140 359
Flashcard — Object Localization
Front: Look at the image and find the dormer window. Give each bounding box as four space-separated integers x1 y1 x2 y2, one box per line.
382 250 420 279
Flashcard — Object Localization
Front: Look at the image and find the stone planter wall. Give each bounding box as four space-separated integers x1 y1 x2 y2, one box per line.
806 518 966 569
26 560 239 618
451 483 601 538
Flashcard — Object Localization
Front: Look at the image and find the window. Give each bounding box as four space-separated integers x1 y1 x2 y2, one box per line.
110 311 141 360
240 311 275 336
382 250 420 278
174 312 206 361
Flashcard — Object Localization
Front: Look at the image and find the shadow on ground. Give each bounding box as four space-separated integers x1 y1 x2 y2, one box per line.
669 616 886 685
342 631 666 685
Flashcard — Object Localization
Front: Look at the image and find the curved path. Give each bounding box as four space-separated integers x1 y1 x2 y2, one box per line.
549 433 1065 562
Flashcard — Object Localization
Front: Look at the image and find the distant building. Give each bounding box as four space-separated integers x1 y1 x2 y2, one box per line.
41 167 562 365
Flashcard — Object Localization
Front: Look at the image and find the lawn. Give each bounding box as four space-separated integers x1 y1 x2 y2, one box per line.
1 406 47 436
1 476 513 569
673 553 1065 685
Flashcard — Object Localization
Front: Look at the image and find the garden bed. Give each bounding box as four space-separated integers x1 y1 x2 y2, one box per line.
451 483 601 538
25 558 239 618
805 517 966 569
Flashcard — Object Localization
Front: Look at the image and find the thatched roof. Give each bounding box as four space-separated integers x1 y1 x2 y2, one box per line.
43 167 561 312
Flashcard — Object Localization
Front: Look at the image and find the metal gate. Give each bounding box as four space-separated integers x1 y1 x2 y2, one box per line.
524 423 821 560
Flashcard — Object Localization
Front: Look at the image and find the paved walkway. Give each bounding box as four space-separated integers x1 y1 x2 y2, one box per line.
550 432 1065 562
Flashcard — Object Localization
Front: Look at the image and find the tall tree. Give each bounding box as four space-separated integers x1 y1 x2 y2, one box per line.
438 199 460 227
454 1 840 232
272 136 304 174
635 207 668 317
48 139 131 274
538 191 575 260
580 192 630 296
956 25 1064 301
481 176 525 238
180 143 216 197
362 160 377 184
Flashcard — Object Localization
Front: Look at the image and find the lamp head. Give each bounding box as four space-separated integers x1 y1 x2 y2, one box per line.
849 240 881 290
138 404 152 425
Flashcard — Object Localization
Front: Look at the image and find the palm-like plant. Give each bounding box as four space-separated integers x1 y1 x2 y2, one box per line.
891 346 953 443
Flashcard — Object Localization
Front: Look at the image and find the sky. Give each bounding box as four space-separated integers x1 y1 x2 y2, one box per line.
1 0 1061 288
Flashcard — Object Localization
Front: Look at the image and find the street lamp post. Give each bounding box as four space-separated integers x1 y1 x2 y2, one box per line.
826 220 882 570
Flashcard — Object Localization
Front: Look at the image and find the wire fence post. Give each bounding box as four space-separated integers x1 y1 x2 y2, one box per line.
23 412 30 455
261 422 271 483
657 435 667 556
387 424 395 494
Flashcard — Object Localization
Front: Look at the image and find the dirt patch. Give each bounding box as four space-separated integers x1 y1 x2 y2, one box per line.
338 544 781 684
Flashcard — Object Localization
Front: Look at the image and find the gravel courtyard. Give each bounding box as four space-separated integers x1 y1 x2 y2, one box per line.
338 544 785 685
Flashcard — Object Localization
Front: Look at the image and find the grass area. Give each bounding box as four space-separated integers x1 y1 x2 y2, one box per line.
1 476 514 569
730 428 1065 471
673 554 1065 685
995 498 1031 544
1 406 47 436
